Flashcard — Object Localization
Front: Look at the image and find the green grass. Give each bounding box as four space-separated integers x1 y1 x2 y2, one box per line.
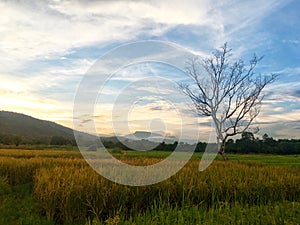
226 154 300 167
0 182 54 225
101 201 300 225
111 150 300 167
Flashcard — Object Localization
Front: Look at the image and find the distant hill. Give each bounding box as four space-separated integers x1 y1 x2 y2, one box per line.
0 111 130 146
0 111 178 147
0 111 74 139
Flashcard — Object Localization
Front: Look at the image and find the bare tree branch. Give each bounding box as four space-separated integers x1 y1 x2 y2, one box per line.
180 43 278 160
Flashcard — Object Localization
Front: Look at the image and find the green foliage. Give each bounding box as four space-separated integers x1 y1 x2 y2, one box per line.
103 132 300 155
241 131 255 141
50 136 71 145
110 147 122 154
99 202 300 225
0 183 55 225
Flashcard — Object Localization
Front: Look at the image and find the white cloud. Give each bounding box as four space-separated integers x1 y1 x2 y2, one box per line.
48 0 211 26
0 0 295 139
1 0 289 64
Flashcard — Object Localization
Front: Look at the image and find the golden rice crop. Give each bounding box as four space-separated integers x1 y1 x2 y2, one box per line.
2 149 299 224
34 160 300 224
0 149 82 159
0 152 85 185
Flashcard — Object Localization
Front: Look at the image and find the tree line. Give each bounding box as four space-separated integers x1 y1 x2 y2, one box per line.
102 132 300 155
0 134 76 146
103 132 300 155
1 132 299 155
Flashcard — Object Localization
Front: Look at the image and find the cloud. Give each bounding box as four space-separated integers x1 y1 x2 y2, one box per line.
0 57 93 105
150 106 163 111
282 39 300 45
289 89 300 98
1 0 289 64
1 0 297 140
1 0 203 65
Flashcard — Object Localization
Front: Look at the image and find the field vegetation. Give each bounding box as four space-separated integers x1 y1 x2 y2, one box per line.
0 148 300 224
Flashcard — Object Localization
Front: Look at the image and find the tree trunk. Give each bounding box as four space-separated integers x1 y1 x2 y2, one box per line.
219 151 228 161
219 142 228 161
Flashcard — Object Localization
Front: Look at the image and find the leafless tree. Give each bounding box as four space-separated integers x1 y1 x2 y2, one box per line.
180 43 277 160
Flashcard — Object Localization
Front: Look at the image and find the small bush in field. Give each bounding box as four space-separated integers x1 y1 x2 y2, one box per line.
110 148 122 154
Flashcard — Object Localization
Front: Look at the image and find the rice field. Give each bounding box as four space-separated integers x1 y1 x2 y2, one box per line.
0 149 300 224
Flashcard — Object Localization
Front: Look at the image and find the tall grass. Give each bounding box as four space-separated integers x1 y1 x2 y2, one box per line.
0 154 85 185
107 201 300 225
0 149 82 159
1 149 300 224
34 160 300 223
0 175 10 195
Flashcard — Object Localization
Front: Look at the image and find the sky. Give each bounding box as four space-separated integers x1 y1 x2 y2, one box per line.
1 0 300 141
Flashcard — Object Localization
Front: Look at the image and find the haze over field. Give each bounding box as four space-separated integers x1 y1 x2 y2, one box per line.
1 0 300 140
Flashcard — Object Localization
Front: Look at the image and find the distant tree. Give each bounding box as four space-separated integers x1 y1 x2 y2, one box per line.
13 135 22 146
180 43 277 160
50 136 69 145
262 133 269 142
34 136 49 145
1 134 13 145
196 141 207 152
264 135 276 147
241 131 255 142
225 138 236 153
103 141 115 149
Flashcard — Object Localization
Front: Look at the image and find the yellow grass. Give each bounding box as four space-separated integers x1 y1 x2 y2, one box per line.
1 149 300 224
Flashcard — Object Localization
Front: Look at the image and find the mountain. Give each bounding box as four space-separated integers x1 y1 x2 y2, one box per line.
0 111 180 146
0 111 74 139
124 131 178 144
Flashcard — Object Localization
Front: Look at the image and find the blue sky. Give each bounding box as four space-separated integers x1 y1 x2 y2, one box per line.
1 0 300 140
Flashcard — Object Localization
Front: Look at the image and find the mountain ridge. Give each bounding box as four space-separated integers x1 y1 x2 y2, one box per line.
0 111 74 139
0 111 179 145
